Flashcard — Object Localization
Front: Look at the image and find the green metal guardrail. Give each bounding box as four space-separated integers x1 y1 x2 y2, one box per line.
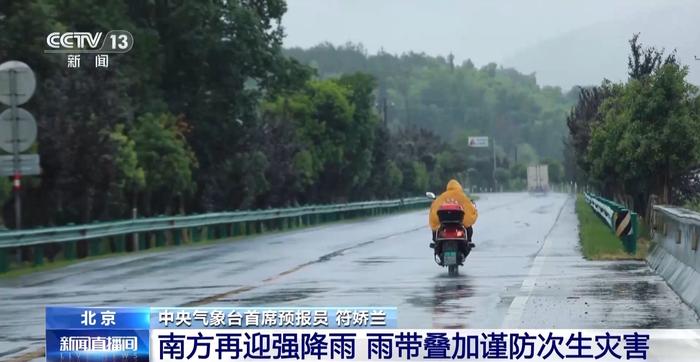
584 192 638 254
0 197 430 273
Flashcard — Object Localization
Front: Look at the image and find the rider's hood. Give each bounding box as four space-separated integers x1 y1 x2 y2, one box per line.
446 179 462 192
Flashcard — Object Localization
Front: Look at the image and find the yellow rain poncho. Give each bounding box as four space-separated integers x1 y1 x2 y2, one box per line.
429 179 478 231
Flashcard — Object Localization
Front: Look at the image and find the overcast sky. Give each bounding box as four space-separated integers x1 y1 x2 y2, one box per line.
282 0 700 88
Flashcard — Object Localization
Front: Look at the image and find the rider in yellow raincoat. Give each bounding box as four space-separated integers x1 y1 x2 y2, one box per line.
429 179 478 245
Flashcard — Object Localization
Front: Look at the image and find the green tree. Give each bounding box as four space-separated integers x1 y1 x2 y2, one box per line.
587 55 700 210
403 161 429 194
131 113 197 215
516 143 539 166
495 168 510 186
543 158 564 184
108 125 146 213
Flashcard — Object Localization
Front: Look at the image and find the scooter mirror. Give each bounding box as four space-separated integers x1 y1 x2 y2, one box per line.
425 192 436 200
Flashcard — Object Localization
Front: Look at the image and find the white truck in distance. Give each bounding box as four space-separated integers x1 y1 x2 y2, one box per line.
527 164 549 193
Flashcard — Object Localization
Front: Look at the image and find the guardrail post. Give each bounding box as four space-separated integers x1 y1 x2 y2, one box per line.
232 223 241 237
629 212 638 254
33 244 44 266
0 248 8 272
89 239 101 257
156 231 166 247
65 241 77 260
140 233 148 250
173 229 182 245
114 234 125 252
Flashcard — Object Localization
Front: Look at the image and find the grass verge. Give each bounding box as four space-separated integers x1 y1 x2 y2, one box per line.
575 194 649 260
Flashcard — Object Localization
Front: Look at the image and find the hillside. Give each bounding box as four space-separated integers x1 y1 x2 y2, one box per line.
286 44 576 161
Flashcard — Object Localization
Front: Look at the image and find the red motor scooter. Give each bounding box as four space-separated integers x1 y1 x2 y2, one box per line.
426 192 474 276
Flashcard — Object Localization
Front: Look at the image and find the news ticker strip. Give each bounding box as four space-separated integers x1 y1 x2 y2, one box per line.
45 307 700 361
148 329 661 361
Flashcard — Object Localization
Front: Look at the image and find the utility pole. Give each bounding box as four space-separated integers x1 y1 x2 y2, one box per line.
492 137 497 191
382 97 388 125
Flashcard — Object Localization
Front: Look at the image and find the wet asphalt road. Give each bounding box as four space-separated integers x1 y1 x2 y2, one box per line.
1 192 699 359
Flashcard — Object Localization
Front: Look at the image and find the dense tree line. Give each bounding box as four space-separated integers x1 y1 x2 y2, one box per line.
566 34 700 214
285 43 577 161
286 43 574 192
1 0 306 227
0 1 572 228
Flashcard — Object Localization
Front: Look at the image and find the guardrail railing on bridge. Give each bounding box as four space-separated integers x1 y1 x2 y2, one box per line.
0 197 431 273
649 204 700 315
584 192 638 254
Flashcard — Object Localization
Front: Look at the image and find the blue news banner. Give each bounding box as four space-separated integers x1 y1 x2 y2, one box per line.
46 306 700 361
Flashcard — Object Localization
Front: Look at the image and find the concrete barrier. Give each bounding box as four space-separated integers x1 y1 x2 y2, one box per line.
648 205 700 316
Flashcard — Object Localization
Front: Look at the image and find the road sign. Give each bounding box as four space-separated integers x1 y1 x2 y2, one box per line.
468 136 489 148
0 61 38 230
0 154 40 176
0 108 37 152
0 61 36 106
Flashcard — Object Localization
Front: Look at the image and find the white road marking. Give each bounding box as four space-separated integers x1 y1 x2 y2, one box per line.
501 195 570 327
